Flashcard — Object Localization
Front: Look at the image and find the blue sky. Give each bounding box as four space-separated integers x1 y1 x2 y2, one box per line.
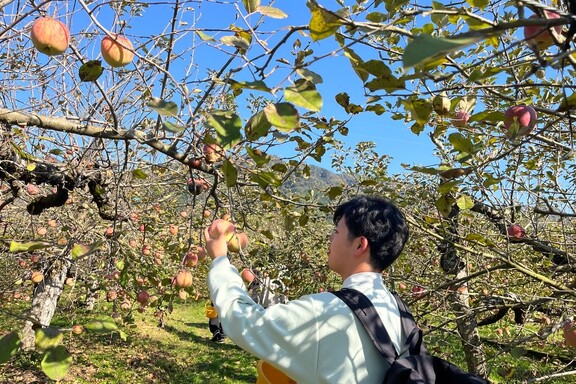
73 0 438 174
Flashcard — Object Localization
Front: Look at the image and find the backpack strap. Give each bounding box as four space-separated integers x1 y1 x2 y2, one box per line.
333 288 399 362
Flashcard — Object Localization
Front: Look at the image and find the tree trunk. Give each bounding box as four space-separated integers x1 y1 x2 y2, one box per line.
21 257 71 351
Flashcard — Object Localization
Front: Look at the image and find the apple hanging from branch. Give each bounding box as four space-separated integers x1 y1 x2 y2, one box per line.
30 17 70 56
101 34 134 67
504 105 537 137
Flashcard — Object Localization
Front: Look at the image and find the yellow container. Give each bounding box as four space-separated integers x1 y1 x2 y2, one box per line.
256 360 297 384
205 303 218 318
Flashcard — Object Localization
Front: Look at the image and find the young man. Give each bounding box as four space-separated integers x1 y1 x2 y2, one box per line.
206 195 409 383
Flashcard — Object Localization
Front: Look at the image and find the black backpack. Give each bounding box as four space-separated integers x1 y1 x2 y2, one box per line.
333 288 489 384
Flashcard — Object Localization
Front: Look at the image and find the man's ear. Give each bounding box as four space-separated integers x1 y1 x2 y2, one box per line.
355 236 369 256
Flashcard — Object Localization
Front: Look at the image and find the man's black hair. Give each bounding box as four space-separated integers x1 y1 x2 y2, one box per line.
333 195 409 271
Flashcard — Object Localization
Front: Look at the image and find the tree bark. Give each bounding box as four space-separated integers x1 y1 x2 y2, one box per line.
21 257 71 351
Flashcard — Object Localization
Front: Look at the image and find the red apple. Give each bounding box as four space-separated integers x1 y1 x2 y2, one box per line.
411 285 425 299
187 178 209 195
136 290 150 305
451 111 469 127
168 224 179 235
178 289 189 300
563 321 576 347
208 219 235 240
184 251 199 268
203 143 223 163
507 224 526 241
524 11 563 50
105 226 114 237
175 270 193 288
504 105 537 137
30 17 70 56
196 246 207 260
227 232 249 253
101 34 134 67
397 282 407 291
36 227 47 236
71 325 84 335
25 184 40 195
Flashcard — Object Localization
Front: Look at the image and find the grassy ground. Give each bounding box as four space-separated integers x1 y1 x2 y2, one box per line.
1 300 259 384
2 298 575 383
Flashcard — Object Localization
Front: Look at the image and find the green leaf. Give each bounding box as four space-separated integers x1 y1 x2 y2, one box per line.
0 332 20 364
403 34 482 69
207 110 243 150
71 243 90 259
41 345 72 381
147 97 178 117
78 60 104 82
163 121 186 133
466 0 489 9
456 194 474 210
227 79 271 93
510 346 527 358
250 170 282 188
84 316 119 334
132 169 148 180
296 68 323 84
307 2 345 41
256 6 287 19
9 241 51 253
35 327 63 351
222 160 238 188
327 186 342 200
220 35 250 50
246 147 271 167
448 133 475 154
284 80 323 112
196 31 215 42
410 166 440 175
242 0 260 13
245 111 272 140
264 103 299 132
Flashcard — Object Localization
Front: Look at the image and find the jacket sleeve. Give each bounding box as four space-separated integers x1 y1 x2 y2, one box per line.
207 256 319 381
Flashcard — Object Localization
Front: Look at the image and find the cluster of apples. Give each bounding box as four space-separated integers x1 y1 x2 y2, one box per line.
433 93 537 138
30 16 134 67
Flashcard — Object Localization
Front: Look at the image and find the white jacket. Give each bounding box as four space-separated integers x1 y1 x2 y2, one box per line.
207 256 403 384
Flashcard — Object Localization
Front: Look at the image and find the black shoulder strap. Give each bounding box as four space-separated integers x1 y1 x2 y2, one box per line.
334 288 427 360
333 288 398 362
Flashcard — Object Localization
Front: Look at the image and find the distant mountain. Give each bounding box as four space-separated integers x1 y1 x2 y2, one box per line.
282 163 353 196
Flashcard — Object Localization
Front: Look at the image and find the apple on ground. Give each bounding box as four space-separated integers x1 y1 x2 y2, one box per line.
136 290 150 305
504 105 537 137
168 224 179 235
101 34 134 67
31 271 44 283
524 11 563 51
30 17 70 56
411 285 425 299
71 325 84 335
563 321 576 347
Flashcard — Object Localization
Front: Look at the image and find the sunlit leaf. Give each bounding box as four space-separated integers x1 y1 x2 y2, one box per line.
448 133 475 154
41 345 72 381
84 316 119 333
207 110 242 149
246 147 271 167
307 2 345 41
35 327 63 351
147 97 178 117
0 332 20 364
403 34 482 69
26 162 36 171
9 241 51 253
196 31 215 41
456 194 474 210
243 0 260 13
256 5 287 19
220 35 249 50
227 79 271 93
296 68 323 84
264 103 299 132
284 80 323 112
